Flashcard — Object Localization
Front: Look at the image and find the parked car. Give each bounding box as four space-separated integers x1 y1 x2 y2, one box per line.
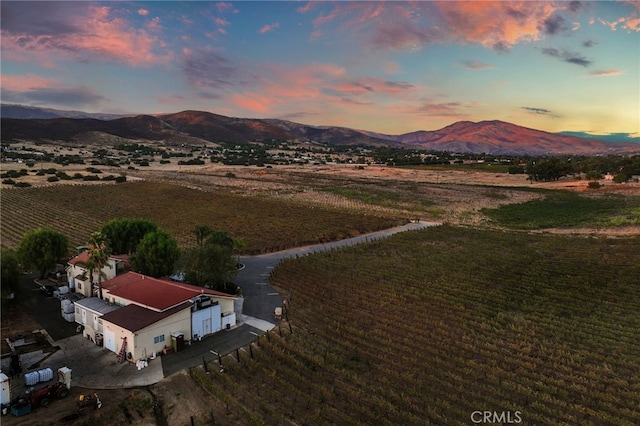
39 285 55 296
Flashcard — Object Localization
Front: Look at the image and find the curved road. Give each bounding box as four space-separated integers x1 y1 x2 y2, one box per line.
236 220 441 326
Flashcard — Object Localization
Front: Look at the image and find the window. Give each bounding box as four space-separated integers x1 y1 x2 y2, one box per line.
78 283 82 290
76 307 80 314
153 335 165 344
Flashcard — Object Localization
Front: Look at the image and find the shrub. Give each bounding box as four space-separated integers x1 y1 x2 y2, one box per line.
587 181 601 190
101 175 116 181
115 176 127 183
2 178 15 185
14 182 31 188
47 176 59 182
72 173 84 179
83 175 100 181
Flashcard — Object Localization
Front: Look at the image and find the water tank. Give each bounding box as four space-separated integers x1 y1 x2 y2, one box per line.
37 368 53 382
0 372 10 405
24 371 39 386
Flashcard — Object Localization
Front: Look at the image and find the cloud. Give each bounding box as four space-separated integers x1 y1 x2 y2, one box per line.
331 78 414 97
587 69 623 77
434 2 560 51
568 1 585 13
540 47 592 67
582 39 597 47
0 3 168 67
369 21 440 50
302 2 567 52
229 92 273 113
1 74 106 107
182 48 256 97
396 100 469 119
541 14 569 35
259 23 280 34
215 2 237 14
460 60 495 70
521 106 556 116
138 9 149 17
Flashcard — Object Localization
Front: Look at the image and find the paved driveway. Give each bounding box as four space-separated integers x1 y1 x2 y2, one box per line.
236 220 440 322
13 273 79 341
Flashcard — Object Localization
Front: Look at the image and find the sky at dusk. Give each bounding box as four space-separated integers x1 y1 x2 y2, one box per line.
1 1 639 136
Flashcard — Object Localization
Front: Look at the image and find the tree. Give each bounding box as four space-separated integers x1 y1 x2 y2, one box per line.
1 248 21 299
77 232 111 299
179 229 238 292
132 229 180 278
193 225 213 248
18 227 68 279
101 218 158 255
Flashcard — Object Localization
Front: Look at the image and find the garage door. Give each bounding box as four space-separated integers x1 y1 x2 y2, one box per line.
104 329 116 352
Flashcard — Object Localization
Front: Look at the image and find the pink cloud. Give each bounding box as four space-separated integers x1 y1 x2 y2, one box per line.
215 2 237 13
215 17 230 27
588 69 624 77
434 2 558 50
138 9 149 16
1 74 58 91
229 92 273 113
2 4 169 67
259 23 280 34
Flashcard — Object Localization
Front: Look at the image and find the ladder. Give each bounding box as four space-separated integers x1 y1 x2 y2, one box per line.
117 337 128 363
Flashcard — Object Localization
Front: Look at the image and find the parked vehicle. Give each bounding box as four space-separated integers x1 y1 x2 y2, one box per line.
10 381 69 416
40 284 55 296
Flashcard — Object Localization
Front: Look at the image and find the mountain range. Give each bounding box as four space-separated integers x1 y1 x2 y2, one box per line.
1 104 638 156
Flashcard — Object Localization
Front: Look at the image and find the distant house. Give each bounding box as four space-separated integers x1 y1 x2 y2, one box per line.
94 272 237 362
66 252 130 297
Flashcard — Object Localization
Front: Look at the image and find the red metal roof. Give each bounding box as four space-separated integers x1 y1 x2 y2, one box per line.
68 252 130 268
102 271 236 312
100 302 191 333
68 251 90 266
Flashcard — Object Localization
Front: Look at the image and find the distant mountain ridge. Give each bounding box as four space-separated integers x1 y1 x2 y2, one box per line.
0 104 131 120
1 104 638 155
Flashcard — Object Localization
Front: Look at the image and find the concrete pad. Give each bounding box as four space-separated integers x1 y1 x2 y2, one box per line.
240 315 276 332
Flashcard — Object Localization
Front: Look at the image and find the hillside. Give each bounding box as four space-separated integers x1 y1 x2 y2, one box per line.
2 106 638 155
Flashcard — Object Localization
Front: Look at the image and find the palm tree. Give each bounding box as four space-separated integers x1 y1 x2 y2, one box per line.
193 225 213 248
83 232 111 299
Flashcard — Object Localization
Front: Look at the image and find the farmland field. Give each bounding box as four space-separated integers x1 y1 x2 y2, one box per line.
0 180 403 254
2 162 640 425
482 191 640 229
194 226 640 425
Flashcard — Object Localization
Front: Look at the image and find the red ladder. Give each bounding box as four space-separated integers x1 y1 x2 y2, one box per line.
117 337 128 363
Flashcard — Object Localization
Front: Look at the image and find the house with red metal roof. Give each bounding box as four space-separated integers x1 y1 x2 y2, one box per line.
66 251 130 298
94 271 237 362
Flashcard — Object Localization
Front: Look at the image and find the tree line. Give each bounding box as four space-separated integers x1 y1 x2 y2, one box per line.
1 219 243 303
